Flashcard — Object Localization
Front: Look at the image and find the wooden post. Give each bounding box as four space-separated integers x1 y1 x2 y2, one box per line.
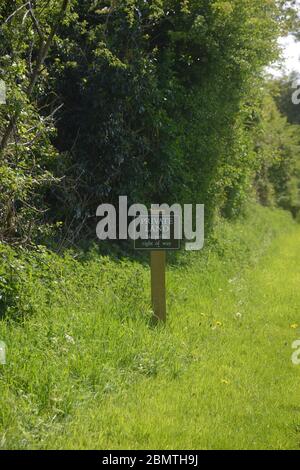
150 250 166 323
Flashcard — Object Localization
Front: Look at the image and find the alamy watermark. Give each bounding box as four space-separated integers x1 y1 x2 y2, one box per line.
292 78 300 105
96 197 204 251
291 339 300 365
0 341 6 365
0 79 6 104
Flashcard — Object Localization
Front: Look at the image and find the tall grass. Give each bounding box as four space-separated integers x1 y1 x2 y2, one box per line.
0 204 299 449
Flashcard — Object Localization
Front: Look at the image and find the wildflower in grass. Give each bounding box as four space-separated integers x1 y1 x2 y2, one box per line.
212 321 223 330
65 334 75 344
221 379 230 385
290 324 299 330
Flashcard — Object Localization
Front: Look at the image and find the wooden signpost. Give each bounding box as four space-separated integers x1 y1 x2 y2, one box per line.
134 212 180 323
151 250 166 323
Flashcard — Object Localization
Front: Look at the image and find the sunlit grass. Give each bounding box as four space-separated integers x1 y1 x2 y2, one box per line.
0 205 300 449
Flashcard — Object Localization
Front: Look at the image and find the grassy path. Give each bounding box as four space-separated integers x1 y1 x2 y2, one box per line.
48 227 300 449
1 209 300 449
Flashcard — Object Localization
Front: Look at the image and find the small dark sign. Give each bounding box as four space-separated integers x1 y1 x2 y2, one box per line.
134 214 181 250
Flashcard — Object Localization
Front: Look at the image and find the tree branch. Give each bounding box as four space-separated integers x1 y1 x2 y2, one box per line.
0 0 70 153
27 1 45 41
4 2 30 24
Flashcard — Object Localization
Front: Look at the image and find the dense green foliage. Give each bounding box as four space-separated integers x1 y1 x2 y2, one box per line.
274 72 300 125
253 88 300 216
0 1 299 245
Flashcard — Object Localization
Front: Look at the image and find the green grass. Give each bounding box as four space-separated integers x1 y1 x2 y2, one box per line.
0 204 300 449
